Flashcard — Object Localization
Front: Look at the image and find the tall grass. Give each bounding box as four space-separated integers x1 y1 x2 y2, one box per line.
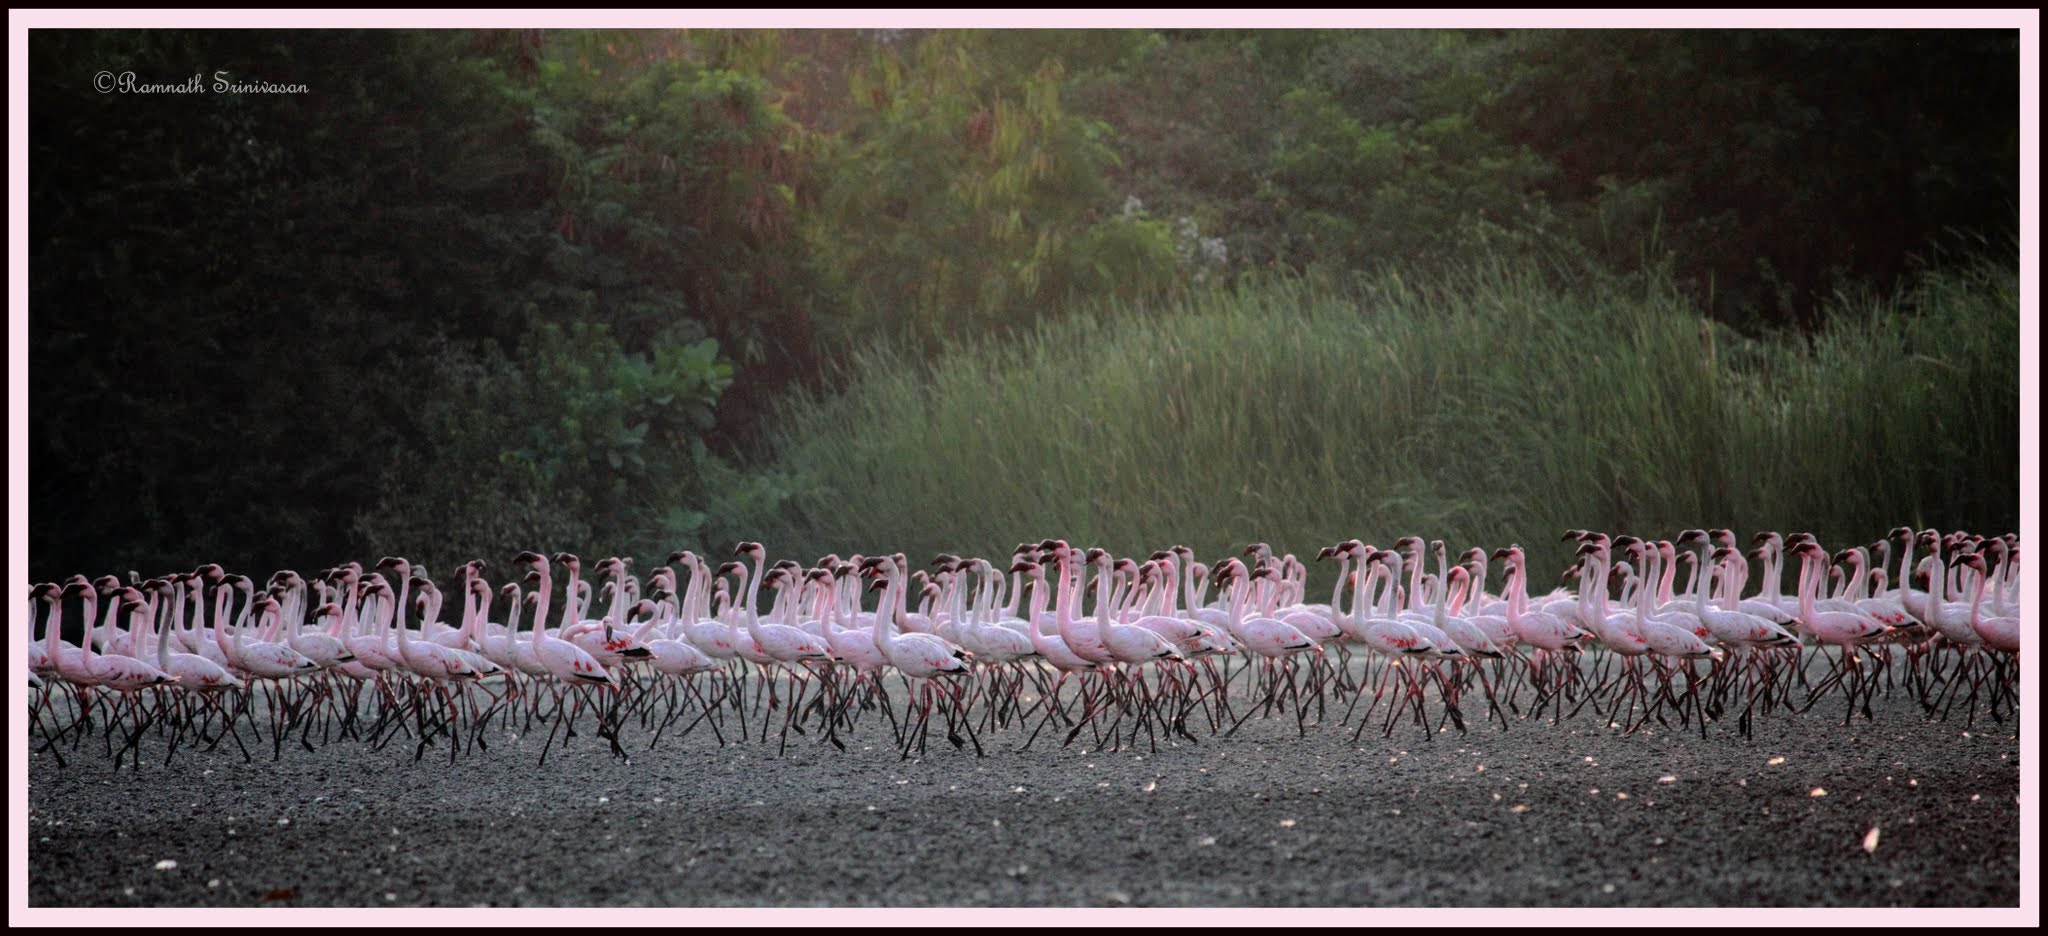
706 257 2018 586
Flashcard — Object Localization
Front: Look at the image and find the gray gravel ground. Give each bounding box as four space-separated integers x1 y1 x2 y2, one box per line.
27 662 2022 907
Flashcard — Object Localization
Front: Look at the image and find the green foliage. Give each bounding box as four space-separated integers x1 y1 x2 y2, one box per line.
1483 30 2020 330
526 31 823 362
808 31 1181 346
1073 29 2017 330
353 323 732 573
714 257 2017 587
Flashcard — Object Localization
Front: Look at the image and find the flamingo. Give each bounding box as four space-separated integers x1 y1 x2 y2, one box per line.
513 552 613 687
513 551 620 763
744 566 835 750
1209 559 1324 736
29 582 83 681
1673 531 1799 648
1332 547 1444 734
863 556 974 757
46 581 175 766
1959 554 2019 654
1788 541 1894 716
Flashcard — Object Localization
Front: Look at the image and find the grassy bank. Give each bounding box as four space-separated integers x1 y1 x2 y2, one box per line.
707 258 2018 582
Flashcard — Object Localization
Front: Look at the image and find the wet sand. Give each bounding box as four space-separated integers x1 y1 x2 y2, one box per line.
26 663 2023 907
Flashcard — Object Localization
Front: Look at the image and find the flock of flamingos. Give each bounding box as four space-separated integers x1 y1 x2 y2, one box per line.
26 527 2022 768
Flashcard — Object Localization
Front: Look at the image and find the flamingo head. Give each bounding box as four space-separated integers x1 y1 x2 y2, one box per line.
1676 529 1708 547
734 541 765 561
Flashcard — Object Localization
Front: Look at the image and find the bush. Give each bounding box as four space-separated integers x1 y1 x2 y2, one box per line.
353 321 732 572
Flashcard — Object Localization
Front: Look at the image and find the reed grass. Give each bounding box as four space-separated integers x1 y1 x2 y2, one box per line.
705 256 2018 588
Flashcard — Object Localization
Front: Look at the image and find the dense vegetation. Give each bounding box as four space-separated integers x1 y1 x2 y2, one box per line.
712 258 2018 579
29 28 2020 582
